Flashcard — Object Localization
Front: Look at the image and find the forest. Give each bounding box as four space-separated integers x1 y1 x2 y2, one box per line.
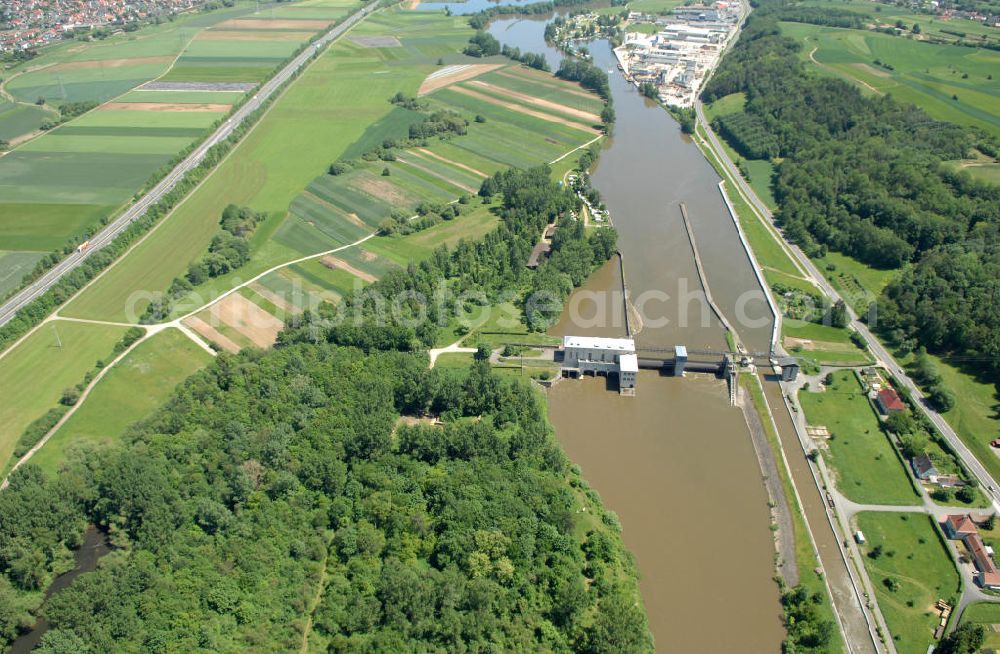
702 2 1000 382
0 344 651 652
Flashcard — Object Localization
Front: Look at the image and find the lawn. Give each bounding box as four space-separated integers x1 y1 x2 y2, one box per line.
814 250 899 316
28 327 211 475
0 321 128 471
856 512 961 654
922 352 1000 485
799 370 918 504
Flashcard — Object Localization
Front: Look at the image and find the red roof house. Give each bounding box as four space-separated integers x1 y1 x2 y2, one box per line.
876 388 906 415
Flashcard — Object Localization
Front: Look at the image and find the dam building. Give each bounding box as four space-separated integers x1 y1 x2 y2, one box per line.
560 336 638 394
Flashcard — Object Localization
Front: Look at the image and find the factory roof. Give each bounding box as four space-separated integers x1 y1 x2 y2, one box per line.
562 336 636 352
619 353 639 373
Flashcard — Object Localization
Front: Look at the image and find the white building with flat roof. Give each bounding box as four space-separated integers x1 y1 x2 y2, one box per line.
561 336 638 393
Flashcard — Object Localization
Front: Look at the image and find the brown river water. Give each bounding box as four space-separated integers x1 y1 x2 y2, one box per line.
482 13 785 651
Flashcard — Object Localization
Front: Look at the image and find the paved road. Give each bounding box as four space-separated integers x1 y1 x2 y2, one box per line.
0 2 377 328
694 100 1000 514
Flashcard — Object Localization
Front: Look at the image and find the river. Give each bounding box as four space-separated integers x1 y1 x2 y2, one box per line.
9 526 111 654
422 2 784 648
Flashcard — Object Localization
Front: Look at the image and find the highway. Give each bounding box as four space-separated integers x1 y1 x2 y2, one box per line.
0 1 377 328
694 99 1000 512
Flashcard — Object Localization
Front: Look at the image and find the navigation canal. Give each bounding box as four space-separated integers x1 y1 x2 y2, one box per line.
485 12 785 651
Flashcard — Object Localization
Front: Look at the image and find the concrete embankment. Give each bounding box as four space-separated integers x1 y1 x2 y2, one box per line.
678 202 738 347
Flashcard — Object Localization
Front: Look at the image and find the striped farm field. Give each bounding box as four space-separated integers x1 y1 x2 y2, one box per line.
0 103 228 256
60 8 602 324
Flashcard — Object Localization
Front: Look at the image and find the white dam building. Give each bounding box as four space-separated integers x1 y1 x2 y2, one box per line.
560 336 638 394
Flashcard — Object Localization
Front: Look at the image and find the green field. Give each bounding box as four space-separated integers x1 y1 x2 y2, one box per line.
63 8 602 322
799 370 918 504
0 102 56 142
28 327 211 475
779 20 1000 138
856 512 961 654
0 321 128 471
0 251 45 298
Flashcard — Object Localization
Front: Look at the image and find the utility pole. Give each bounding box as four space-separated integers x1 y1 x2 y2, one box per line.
52 323 62 348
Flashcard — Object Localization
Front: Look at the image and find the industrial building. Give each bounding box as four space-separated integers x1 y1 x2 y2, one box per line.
560 336 638 394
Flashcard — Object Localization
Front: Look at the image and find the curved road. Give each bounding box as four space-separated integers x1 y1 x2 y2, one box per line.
0 1 377 327
693 100 1000 514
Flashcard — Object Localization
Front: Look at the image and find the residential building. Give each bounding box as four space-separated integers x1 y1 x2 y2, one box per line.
943 514 977 539
911 453 939 482
875 388 906 415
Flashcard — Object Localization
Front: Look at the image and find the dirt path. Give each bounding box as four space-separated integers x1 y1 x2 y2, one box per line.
809 47 884 96
467 79 601 123
0 328 155 490
418 63 506 96
321 255 377 283
449 85 599 134
299 533 335 654
413 147 488 178
184 315 241 353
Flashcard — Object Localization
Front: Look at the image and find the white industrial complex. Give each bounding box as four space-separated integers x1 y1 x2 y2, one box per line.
614 2 741 107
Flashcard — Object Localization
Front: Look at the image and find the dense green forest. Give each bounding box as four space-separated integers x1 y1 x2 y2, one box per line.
0 345 650 652
702 1 1000 382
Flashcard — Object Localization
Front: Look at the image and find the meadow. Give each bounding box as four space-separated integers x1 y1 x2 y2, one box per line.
799 370 918 504
0 320 128 471
28 327 211 475
856 512 961 654
779 20 1000 138
63 8 603 323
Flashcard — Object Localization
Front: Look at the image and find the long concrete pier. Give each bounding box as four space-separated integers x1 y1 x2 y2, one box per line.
616 250 632 337
678 202 739 346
